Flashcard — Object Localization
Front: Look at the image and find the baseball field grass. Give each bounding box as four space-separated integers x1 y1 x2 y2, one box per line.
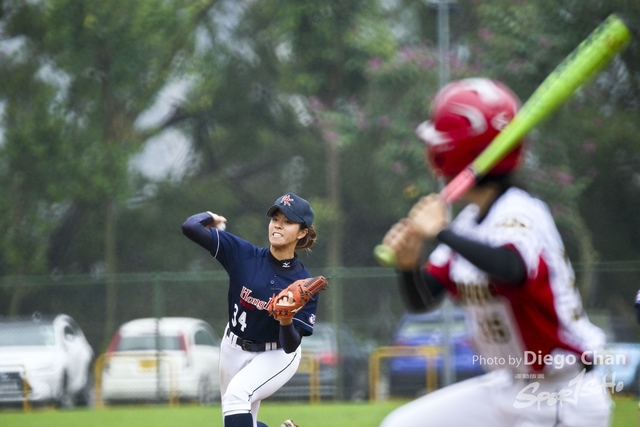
0 398 636 427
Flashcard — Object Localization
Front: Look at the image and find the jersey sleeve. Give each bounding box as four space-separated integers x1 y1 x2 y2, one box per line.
210 229 258 272
182 212 214 249
292 296 319 336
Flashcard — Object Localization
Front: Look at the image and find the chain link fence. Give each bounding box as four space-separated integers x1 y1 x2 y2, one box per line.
1 264 640 408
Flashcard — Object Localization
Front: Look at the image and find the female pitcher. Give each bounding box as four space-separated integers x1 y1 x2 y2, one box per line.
182 193 318 427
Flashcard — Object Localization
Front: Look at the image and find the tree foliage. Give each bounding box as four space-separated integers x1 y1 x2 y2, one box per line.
0 0 639 322
0 0 213 326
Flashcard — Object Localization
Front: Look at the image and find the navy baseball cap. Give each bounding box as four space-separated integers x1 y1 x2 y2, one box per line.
266 193 314 228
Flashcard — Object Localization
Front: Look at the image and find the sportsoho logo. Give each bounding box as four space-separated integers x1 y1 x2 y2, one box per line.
513 368 622 410
508 350 626 410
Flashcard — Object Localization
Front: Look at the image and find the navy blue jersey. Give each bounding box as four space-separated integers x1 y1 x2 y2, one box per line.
209 227 318 342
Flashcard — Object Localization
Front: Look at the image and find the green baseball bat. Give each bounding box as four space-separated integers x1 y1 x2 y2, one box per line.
375 14 633 268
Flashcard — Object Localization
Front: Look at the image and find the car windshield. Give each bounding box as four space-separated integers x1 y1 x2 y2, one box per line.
0 323 56 347
116 335 182 351
400 319 467 336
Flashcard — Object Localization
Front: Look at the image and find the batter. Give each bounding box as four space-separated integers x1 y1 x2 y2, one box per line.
380 78 612 426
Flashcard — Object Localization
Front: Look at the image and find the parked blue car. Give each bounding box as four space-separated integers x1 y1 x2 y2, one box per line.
389 308 485 397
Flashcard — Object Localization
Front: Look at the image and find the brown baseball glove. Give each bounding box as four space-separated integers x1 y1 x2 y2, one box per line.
267 276 329 321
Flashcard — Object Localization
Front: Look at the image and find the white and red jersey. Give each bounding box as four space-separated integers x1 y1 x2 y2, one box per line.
426 187 605 374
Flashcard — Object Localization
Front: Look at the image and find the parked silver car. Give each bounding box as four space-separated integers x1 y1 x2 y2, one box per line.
0 313 95 407
100 317 221 405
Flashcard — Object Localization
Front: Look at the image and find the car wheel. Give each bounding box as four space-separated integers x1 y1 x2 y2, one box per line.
75 372 95 407
198 376 215 405
347 370 368 401
349 387 367 402
56 374 74 409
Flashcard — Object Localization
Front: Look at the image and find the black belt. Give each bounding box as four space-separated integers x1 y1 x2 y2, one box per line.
225 328 281 352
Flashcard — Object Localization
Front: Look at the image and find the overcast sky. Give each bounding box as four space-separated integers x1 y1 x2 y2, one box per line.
130 80 194 181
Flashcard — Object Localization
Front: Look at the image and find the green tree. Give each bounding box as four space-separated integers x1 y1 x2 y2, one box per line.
158 0 398 269
0 0 214 339
0 50 71 312
256 0 397 267
471 0 640 307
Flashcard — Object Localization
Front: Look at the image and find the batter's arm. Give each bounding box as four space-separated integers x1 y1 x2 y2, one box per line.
398 269 447 313
436 229 526 284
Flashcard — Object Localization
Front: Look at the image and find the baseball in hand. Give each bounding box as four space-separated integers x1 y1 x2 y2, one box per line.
206 211 227 230
277 291 296 306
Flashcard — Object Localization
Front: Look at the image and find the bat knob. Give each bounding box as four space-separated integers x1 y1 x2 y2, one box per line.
374 244 397 268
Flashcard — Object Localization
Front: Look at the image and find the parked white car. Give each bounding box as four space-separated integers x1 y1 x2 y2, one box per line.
0 313 95 407
101 317 221 405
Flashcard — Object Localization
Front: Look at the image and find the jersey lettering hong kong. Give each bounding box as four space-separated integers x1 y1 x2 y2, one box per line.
211 230 319 343
427 188 605 375
230 286 273 335
239 286 271 311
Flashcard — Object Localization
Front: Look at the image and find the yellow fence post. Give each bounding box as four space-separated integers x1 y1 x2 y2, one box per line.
368 346 443 402
22 371 32 413
94 354 106 408
297 350 320 404
0 364 31 412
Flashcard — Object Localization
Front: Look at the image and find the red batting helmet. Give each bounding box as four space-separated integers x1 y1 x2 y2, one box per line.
415 78 523 178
